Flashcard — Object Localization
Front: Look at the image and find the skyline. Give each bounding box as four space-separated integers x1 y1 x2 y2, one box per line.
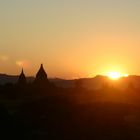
0 0 140 78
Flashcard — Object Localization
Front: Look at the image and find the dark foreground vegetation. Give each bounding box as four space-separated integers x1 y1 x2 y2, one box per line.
0 65 140 140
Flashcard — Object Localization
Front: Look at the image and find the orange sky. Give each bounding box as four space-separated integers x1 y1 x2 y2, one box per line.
0 0 140 79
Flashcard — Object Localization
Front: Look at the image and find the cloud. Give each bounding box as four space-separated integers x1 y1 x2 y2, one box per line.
0 55 9 62
16 60 31 68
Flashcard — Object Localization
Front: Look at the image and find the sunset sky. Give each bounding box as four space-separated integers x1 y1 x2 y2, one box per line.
0 0 140 79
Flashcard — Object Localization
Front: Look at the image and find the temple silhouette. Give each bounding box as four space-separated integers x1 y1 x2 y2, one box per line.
34 64 50 88
35 64 49 84
17 64 50 87
17 68 27 86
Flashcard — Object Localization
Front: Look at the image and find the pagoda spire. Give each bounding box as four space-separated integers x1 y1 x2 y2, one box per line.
34 64 49 84
21 68 24 74
17 68 27 85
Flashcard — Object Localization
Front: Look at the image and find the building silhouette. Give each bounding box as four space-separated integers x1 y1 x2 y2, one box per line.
17 69 27 85
34 64 49 86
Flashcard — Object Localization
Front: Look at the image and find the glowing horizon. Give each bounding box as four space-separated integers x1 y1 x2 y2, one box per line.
106 71 129 80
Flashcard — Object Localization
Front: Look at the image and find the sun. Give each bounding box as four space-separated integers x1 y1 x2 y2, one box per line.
107 71 128 80
108 72 121 80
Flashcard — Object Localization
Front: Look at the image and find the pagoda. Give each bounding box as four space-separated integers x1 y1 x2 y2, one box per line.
34 64 49 85
17 69 27 85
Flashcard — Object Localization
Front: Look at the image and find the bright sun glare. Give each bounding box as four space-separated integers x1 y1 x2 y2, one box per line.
107 72 128 80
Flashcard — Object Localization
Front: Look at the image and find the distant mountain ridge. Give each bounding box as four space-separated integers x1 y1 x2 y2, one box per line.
0 74 34 85
0 74 75 88
0 74 140 90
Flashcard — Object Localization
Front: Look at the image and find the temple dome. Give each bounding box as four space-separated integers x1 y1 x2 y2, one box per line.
35 64 49 83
